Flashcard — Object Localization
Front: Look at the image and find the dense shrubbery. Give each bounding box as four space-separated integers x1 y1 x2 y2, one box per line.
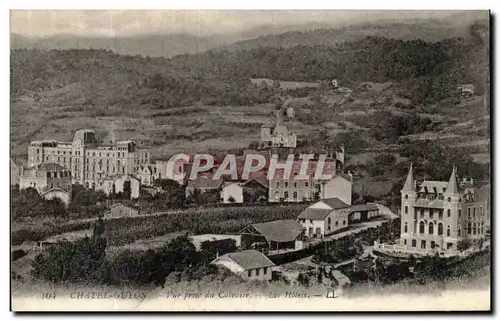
105 204 307 246
31 219 229 287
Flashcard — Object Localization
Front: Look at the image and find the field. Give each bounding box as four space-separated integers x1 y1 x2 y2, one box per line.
105 204 307 246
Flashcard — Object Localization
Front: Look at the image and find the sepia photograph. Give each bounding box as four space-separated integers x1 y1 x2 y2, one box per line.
9 9 491 312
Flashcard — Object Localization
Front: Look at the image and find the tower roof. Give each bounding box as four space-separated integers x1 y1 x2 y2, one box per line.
444 165 460 195
402 163 414 192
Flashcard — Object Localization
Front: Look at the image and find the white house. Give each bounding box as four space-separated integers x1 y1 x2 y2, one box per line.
96 174 140 199
40 188 71 207
211 250 276 281
221 182 244 204
297 198 350 238
322 173 353 205
136 165 156 186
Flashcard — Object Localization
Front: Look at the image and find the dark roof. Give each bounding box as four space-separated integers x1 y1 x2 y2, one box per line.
252 219 303 243
321 198 350 209
349 203 379 212
188 177 223 189
217 250 275 270
243 176 269 188
297 208 332 220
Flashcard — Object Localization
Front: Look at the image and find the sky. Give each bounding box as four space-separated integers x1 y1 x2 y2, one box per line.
10 10 466 37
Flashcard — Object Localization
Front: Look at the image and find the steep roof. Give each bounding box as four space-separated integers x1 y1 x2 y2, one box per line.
297 208 332 220
444 166 460 195
214 250 275 270
321 198 350 209
39 187 71 196
251 219 303 243
402 163 414 192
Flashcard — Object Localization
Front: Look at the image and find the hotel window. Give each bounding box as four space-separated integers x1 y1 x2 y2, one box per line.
458 208 462 218
447 225 451 237
404 222 408 233
404 239 407 245
473 207 476 217
405 194 408 199
421 240 426 249
284 182 288 188
419 221 425 234
438 223 443 236
458 225 461 237
248 270 252 277
293 191 298 199
335 221 338 227
438 210 443 220
428 222 434 235
429 209 434 219
447 209 451 217
473 223 476 235
479 206 483 215
294 182 298 188
343 220 346 226
284 191 289 199
412 240 417 247
263 267 268 275
420 209 424 218
404 206 408 214
305 182 309 187
256 269 260 276
447 197 451 202
468 208 471 218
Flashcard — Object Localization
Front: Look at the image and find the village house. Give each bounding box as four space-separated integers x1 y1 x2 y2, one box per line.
220 176 269 204
348 203 380 223
297 198 351 238
267 150 350 204
211 250 276 281
136 165 157 186
185 177 223 198
457 84 475 98
27 129 150 188
155 158 187 185
104 203 140 219
400 164 489 252
19 162 72 194
40 188 72 207
239 220 305 253
96 174 141 199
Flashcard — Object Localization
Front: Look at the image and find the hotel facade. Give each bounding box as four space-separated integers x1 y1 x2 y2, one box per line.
28 129 151 187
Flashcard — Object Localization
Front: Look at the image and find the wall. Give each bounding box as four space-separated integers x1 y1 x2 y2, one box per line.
221 184 243 204
322 177 352 205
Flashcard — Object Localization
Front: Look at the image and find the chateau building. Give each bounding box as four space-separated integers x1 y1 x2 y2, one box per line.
28 129 150 187
400 164 488 251
260 108 297 149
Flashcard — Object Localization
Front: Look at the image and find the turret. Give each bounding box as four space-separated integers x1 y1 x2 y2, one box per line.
444 165 461 199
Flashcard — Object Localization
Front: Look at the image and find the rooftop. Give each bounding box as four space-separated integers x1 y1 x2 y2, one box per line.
251 219 304 243
321 198 351 210
214 250 275 270
297 208 332 220
349 203 379 212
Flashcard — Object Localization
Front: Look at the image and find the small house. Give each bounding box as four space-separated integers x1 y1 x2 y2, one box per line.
348 203 380 223
104 203 140 219
297 198 350 238
211 250 276 281
40 187 71 207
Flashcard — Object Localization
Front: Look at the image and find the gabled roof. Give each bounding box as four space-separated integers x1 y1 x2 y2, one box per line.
40 187 71 196
321 198 350 209
251 219 303 243
297 208 332 220
349 203 379 212
419 181 448 194
188 177 223 189
243 176 269 188
213 250 275 270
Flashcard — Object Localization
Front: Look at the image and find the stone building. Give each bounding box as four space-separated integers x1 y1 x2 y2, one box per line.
27 129 150 188
399 164 488 251
19 162 72 194
211 250 276 281
260 109 297 149
297 198 350 238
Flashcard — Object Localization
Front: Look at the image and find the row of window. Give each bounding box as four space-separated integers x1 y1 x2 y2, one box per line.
405 206 485 219
403 239 454 250
276 181 311 188
404 221 485 236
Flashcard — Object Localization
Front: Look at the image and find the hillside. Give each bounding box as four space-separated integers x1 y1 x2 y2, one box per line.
10 31 490 185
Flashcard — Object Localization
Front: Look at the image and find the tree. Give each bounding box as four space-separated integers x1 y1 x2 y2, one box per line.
123 180 132 199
